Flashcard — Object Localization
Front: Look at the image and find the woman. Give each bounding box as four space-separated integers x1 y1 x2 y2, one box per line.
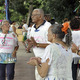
22 20 28 49
9 21 18 36
0 20 19 80
70 18 80 80
27 24 73 80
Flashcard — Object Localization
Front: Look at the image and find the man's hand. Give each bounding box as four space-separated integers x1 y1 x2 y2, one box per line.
26 37 37 51
31 37 37 46
26 39 33 51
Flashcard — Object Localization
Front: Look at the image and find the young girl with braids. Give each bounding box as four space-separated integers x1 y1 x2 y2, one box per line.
27 24 74 80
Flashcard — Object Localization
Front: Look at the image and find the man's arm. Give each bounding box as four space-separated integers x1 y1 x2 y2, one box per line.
36 43 49 48
27 37 49 51
30 37 49 48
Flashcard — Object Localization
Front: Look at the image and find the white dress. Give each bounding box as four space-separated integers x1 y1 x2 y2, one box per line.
72 31 80 64
22 24 28 35
27 27 31 39
23 24 28 31
41 43 73 80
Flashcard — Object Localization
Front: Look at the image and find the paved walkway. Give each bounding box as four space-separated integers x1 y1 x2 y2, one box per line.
14 42 35 80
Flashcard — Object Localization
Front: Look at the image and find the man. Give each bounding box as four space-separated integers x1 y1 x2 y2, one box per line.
27 9 51 80
9 21 18 36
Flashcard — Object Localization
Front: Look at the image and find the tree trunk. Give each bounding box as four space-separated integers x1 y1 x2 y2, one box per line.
27 0 33 26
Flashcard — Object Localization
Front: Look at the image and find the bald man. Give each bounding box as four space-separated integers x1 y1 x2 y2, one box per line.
27 9 51 80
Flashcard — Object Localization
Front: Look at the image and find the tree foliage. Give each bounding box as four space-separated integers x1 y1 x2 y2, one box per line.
0 0 4 6
0 0 5 20
41 0 79 23
9 0 42 22
0 0 79 23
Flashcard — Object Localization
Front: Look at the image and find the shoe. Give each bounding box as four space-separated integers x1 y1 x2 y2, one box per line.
27 51 31 53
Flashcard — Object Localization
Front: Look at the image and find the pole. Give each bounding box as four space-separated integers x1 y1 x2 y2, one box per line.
79 1 80 17
5 0 9 21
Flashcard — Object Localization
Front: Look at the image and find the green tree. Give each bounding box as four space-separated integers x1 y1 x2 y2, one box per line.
0 0 5 20
0 0 4 6
41 0 79 23
9 0 42 22
0 0 79 23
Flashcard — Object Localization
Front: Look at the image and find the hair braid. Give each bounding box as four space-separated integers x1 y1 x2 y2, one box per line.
65 28 72 47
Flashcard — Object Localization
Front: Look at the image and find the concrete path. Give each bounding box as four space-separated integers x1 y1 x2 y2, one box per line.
14 42 35 80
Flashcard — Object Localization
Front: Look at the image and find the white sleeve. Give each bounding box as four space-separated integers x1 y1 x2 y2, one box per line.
41 45 53 65
44 30 51 44
29 25 34 38
44 23 51 44
23 24 28 30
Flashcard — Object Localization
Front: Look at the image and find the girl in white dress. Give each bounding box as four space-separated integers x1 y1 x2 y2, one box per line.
27 24 73 80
